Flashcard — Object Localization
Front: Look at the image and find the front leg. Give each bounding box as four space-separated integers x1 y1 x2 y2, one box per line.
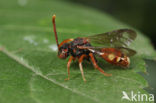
65 56 74 80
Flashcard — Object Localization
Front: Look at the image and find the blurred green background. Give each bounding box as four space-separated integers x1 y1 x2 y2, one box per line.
69 0 156 48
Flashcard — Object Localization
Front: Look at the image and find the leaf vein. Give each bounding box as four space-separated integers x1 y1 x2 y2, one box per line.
0 47 101 103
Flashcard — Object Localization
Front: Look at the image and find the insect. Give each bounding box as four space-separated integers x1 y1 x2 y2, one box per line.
52 15 137 82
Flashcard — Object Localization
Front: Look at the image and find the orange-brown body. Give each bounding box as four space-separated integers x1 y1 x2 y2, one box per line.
100 48 130 67
52 15 135 81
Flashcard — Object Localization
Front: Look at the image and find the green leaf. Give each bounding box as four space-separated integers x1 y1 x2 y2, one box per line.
0 0 155 103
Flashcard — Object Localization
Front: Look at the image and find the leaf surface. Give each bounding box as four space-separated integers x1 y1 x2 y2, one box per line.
0 0 155 103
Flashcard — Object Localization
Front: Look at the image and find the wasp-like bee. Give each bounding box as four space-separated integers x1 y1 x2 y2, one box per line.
52 15 136 82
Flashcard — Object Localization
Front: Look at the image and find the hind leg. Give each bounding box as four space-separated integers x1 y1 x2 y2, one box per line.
65 56 74 80
89 53 112 76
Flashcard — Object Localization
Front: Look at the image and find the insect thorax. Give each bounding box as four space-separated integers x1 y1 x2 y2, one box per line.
68 38 91 57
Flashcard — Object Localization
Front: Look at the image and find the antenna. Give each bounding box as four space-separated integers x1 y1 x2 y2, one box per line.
52 14 59 48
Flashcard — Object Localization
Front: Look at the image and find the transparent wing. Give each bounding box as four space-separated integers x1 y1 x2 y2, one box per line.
87 29 137 47
77 46 136 57
115 47 136 56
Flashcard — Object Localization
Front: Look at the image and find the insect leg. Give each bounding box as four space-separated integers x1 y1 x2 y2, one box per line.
78 55 87 82
89 53 112 76
65 56 74 81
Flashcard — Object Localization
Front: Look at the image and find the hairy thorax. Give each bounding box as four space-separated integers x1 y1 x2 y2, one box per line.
69 38 91 57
